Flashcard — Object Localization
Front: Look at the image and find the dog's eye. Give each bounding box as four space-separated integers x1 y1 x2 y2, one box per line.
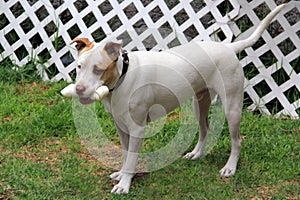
78 65 82 69
93 66 104 75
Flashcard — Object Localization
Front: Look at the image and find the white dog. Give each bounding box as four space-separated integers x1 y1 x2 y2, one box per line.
67 4 286 194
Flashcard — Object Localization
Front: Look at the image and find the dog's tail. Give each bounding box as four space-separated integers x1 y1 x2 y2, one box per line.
227 3 286 53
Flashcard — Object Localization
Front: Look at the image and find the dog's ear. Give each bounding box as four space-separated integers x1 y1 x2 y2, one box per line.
104 41 123 61
70 38 93 53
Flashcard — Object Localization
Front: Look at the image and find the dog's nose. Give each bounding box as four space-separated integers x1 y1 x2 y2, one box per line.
76 84 86 95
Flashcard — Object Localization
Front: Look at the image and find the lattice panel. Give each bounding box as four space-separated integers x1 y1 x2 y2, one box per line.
228 0 300 118
0 0 299 118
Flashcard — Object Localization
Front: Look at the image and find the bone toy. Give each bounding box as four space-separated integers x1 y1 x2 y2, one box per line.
60 84 109 100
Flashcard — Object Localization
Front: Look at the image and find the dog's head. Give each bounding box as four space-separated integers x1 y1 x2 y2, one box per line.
70 38 122 104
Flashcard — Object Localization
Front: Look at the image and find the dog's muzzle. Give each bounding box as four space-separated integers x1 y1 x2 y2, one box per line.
79 97 94 105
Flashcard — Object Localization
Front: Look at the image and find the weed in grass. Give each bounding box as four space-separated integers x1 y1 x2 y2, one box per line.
0 55 43 83
52 20 62 52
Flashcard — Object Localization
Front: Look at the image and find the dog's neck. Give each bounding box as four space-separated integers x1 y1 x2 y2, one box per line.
116 54 123 77
110 49 129 92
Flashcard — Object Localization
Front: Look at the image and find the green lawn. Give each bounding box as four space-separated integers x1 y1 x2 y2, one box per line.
0 81 299 199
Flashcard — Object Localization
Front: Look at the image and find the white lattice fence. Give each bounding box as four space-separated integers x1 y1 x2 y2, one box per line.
0 0 299 118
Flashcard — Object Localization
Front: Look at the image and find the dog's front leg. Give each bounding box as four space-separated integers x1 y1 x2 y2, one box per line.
110 125 129 181
111 127 144 194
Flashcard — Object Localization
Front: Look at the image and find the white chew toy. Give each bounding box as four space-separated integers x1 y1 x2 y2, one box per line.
60 84 109 100
60 84 76 98
91 86 109 100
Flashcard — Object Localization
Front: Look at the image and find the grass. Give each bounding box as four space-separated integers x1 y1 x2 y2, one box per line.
0 78 299 199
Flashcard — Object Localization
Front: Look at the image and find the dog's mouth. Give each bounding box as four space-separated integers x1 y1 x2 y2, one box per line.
79 97 95 105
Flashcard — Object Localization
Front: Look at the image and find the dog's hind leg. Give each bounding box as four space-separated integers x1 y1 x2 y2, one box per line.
184 89 215 160
219 84 243 177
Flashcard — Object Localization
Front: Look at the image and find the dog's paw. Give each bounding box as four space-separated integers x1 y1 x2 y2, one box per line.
183 152 194 159
183 152 203 160
111 173 133 194
109 171 122 181
220 167 236 177
111 183 130 194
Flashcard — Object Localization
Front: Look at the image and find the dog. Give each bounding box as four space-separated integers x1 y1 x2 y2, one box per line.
70 4 286 194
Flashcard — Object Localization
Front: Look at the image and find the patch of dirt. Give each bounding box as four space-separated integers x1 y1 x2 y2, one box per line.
2 137 123 192
13 82 51 95
1 116 12 124
81 140 123 171
13 140 63 173
220 176 231 184
12 139 70 168
248 180 300 200
165 111 182 123
257 185 277 200
0 181 17 200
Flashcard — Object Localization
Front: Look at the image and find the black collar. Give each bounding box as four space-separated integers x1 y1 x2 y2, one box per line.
109 50 129 92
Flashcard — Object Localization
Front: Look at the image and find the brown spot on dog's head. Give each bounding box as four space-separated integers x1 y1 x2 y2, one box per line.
100 61 119 88
100 41 123 88
70 38 94 55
